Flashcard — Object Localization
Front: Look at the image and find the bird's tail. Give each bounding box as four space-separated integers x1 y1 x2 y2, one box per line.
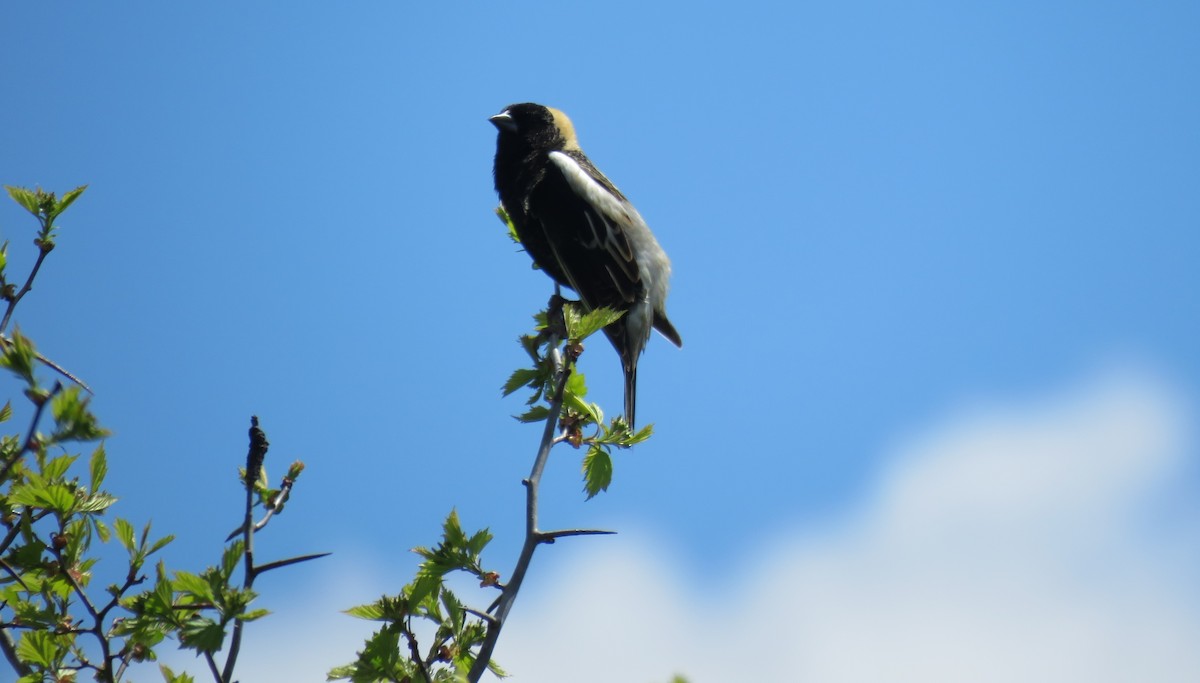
604 312 647 430
623 356 638 430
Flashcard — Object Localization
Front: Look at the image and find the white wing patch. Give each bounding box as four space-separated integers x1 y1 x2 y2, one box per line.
549 150 640 268
549 151 636 229
547 150 673 345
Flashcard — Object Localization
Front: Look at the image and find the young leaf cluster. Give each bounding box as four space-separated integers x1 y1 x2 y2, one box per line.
114 426 320 683
0 188 169 683
0 355 173 683
330 510 504 683
1 185 87 335
503 301 654 499
1 187 322 683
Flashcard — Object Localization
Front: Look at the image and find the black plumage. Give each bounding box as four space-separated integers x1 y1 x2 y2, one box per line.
491 103 681 427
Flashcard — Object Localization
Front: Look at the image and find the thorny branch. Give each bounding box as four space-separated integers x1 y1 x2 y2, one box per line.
465 293 615 682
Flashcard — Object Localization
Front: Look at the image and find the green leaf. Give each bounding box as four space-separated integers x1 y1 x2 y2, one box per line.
42 453 78 481
563 387 601 425
179 616 225 654
593 417 653 447
486 657 509 678
159 663 196 683
114 518 135 552
343 601 386 621
496 205 520 244
140 522 154 554
466 527 493 556
5 186 40 215
501 368 540 397
328 624 411 681
34 483 77 513
172 571 215 602
78 491 118 513
442 509 466 547
440 587 464 627
148 534 174 555
519 331 541 360
89 444 107 491
4 482 38 508
50 387 109 442
15 630 57 668
94 519 111 543
569 306 624 342
0 401 12 423
407 572 441 608
564 369 588 399
220 540 244 581
628 423 654 445
54 185 87 216
241 608 270 622
515 405 550 423
582 446 613 500
0 329 37 385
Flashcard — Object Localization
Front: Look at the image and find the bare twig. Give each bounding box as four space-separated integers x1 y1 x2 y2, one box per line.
0 245 52 335
96 572 146 624
204 652 223 683
0 628 31 679
251 478 294 532
0 335 92 393
462 606 498 627
112 654 133 682
220 416 269 683
224 475 297 542
403 624 433 683
254 552 331 575
535 528 616 543
51 544 114 682
0 381 63 491
0 558 29 591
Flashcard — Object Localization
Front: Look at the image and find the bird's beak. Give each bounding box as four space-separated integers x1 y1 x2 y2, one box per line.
489 111 517 133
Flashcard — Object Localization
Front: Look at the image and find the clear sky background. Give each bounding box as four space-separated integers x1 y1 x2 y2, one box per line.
3 2 1199 681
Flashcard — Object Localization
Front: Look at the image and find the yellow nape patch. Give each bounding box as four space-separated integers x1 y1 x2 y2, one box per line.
547 107 580 150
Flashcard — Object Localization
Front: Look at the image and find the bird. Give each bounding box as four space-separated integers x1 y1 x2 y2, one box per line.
490 103 681 428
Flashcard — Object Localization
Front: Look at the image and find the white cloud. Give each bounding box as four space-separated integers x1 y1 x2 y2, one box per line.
190 368 1200 682
500 368 1200 682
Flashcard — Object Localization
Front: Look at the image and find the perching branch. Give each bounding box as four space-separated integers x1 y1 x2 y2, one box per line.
467 293 580 682
331 285 638 682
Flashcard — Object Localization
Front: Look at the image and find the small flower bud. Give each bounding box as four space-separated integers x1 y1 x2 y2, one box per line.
565 342 584 361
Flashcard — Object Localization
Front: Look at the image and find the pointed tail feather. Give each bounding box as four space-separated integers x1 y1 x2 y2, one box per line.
624 357 638 430
653 312 683 348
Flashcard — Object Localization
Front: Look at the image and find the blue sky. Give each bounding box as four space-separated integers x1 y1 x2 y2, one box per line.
3 2 1199 681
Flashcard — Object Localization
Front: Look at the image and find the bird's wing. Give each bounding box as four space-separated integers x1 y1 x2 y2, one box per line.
538 150 645 307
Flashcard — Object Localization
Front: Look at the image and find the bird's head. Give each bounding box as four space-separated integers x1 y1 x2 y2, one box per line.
489 103 579 152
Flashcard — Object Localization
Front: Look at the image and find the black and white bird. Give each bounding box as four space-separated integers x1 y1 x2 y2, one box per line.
490 103 681 428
